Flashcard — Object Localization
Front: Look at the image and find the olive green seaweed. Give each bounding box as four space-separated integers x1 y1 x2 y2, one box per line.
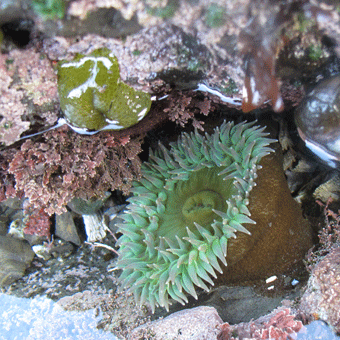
116 121 275 312
58 48 151 131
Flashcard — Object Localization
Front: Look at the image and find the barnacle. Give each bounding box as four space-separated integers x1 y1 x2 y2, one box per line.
116 121 312 312
58 48 152 132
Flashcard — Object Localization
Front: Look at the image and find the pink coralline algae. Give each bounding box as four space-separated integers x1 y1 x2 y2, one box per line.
24 208 51 239
304 199 340 272
164 91 213 130
0 47 58 146
300 247 340 334
0 53 30 146
7 125 143 216
0 148 17 201
317 200 340 254
218 308 304 340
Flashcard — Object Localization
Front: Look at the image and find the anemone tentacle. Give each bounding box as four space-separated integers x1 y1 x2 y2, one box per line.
116 120 276 312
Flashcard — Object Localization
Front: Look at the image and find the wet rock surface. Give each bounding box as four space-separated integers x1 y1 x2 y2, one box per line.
0 236 149 339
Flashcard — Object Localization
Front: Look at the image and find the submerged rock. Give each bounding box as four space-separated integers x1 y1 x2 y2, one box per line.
55 211 83 246
0 235 35 286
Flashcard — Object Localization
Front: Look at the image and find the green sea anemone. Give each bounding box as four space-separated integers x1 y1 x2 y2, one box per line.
116 120 276 311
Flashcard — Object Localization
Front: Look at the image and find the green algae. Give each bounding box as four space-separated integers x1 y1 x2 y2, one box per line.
31 0 65 20
204 4 226 28
146 0 179 19
58 48 151 131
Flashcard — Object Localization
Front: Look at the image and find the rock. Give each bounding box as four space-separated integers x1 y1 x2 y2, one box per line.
204 285 286 324
0 235 35 286
67 193 111 215
130 306 223 340
0 0 30 25
295 76 340 168
296 320 340 340
55 211 83 246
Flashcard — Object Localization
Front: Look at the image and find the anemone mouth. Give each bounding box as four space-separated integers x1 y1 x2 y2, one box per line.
158 167 232 239
116 120 275 312
182 189 223 222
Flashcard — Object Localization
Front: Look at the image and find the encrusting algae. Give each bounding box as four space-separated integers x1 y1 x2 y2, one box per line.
116 121 313 312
